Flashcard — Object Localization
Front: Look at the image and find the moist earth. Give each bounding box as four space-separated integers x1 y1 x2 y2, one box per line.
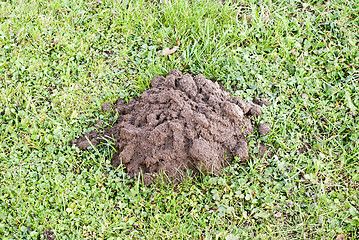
73 70 270 184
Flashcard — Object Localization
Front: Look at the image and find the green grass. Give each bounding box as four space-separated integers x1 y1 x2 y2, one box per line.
1 0 359 239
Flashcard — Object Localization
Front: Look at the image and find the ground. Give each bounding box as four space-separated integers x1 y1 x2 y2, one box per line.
0 0 359 239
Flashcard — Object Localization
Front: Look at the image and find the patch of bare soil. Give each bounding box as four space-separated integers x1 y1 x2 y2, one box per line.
73 70 270 184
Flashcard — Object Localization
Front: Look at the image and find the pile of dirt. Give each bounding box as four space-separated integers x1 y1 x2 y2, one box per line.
73 70 270 184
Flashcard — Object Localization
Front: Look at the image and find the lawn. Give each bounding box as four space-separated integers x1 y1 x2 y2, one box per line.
1 0 359 239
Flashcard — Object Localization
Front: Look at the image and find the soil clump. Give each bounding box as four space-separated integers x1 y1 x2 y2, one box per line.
73 70 270 184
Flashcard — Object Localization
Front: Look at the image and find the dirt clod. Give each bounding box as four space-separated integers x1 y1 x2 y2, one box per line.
253 97 269 107
73 70 270 184
43 230 56 240
258 123 271 137
101 102 113 112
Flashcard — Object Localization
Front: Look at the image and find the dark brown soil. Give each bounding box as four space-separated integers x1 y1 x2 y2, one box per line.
73 70 270 184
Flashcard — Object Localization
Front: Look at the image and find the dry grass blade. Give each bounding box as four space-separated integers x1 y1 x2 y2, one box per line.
158 47 178 56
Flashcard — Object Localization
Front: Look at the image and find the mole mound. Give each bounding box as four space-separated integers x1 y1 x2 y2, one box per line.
73 70 270 185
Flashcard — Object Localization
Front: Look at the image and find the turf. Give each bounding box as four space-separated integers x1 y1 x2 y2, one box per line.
1 0 359 239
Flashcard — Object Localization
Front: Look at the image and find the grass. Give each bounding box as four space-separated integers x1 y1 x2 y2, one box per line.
1 0 359 239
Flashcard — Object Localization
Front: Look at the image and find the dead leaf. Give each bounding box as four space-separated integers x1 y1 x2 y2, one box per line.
245 15 251 23
336 234 345 240
158 47 178 56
